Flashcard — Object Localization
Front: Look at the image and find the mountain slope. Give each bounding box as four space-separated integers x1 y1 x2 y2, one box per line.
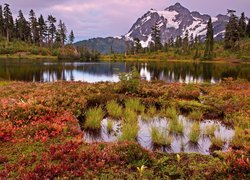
124 3 229 47
74 37 127 54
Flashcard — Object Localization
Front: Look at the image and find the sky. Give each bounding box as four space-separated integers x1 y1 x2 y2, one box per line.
1 0 250 41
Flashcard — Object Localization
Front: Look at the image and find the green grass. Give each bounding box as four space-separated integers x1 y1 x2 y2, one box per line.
147 106 157 117
84 107 104 130
189 111 203 121
188 122 201 143
106 100 123 118
204 125 217 136
210 135 225 149
165 107 178 121
119 123 139 141
107 119 113 133
169 119 184 134
124 108 138 124
0 81 10 87
125 99 145 113
151 127 172 146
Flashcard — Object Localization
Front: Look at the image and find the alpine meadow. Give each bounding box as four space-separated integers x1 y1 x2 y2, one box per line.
0 1 249 179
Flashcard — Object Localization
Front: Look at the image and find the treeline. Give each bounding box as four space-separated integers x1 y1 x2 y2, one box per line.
0 3 75 47
0 3 100 61
126 10 250 60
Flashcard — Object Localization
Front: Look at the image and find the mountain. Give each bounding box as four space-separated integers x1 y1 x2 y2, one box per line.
74 37 128 54
124 3 229 47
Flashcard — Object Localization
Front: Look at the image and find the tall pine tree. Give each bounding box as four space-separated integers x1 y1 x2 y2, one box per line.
224 10 240 51
38 14 47 47
204 17 214 60
3 3 14 43
29 9 39 44
57 20 67 47
0 5 4 37
151 22 162 51
68 30 75 44
48 15 57 46
239 12 247 38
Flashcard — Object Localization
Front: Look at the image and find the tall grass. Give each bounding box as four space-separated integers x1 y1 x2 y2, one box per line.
151 127 172 146
165 107 178 121
124 108 138 124
106 100 123 118
169 119 184 134
188 122 200 143
211 135 225 149
189 111 203 121
125 99 145 113
119 123 139 141
147 106 157 117
204 125 217 136
84 107 104 130
106 119 113 133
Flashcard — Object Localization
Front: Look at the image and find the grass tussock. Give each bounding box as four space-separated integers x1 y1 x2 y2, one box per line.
211 135 225 149
189 111 203 121
165 107 178 121
125 99 145 113
124 108 138 124
107 119 113 133
106 100 123 118
119 123 139 141
188 122 201 143
147 106 157 117
204 125 218 136
151 127 172 146
169 119 184 134
84 107 104 130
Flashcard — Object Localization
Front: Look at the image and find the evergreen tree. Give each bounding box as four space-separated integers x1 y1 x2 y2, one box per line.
204 18 214 60
245 19 250 38
182 30 190 54
0 5 4 37
151 22 162 51
239 12 246 38
3 3 14 43
48 15 56 46
134 38 142 54
29 9 39 44
17 10 28 41
224 10 240 50
68 30 75 44
193 35 200 59
57 20 67 47
38 14 46 46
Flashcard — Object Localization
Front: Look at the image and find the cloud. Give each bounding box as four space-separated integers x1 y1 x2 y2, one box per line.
2 0 250 41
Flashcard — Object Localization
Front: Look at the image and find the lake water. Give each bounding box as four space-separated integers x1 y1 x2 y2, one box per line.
83 116 234 155
0 60 249 83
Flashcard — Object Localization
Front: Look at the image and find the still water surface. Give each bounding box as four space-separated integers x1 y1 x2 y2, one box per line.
0 60 249 83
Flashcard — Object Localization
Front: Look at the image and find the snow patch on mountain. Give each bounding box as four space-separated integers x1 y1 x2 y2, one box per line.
124 3 229 47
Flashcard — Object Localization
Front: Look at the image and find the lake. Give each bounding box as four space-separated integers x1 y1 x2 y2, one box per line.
0 60 249 83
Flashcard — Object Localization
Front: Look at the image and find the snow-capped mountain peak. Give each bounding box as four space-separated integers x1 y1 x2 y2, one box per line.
125 3 229 47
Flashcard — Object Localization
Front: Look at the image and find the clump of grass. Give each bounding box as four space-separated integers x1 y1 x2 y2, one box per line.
119 123 139 141
165 107 178 121
106 119 113 133
169 120 184 134
189 110 203 121
204 125 217 136
125 99 145 113
124 108 138 124
84 107 104 130
211 135 225 149
147 106 157 117
151 127 172 146
188 122 200 143
106 100 123 118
